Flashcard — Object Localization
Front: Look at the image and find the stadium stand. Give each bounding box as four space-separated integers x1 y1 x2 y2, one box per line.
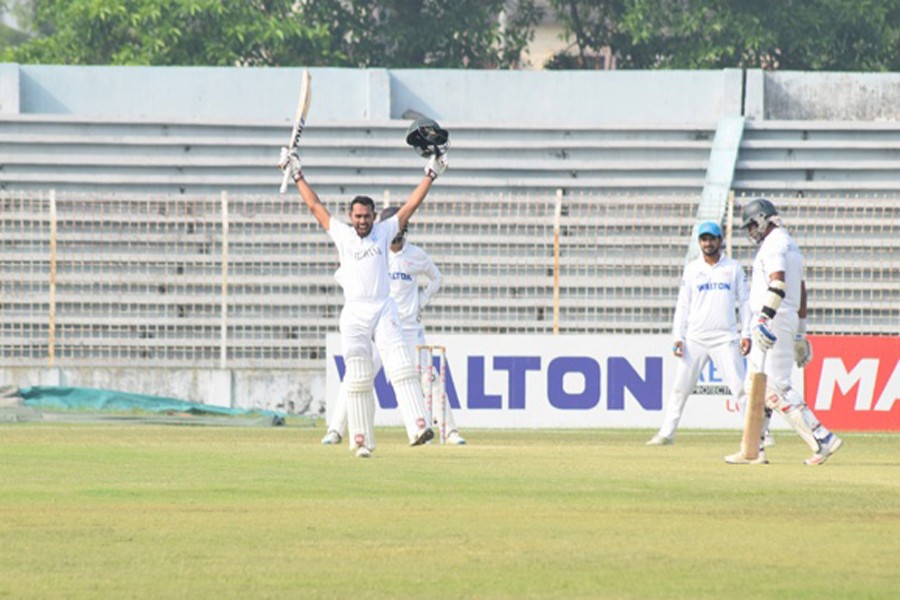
1 114 897 373
0 116 714 196
733 120 900 194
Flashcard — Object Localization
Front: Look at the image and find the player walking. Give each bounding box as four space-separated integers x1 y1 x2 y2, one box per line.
278 146 448 458
725 199 843 465
647 221 752 446
322 207 466 445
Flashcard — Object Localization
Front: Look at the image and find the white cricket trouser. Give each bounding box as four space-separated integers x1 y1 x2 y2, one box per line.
656 337 747 440
333 301 429 446
746 312 831 451
388 325 459 435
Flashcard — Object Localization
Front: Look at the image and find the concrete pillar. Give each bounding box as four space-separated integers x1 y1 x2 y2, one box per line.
0 63 21 114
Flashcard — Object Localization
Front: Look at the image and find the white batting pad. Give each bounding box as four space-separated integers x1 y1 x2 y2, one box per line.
381 343 428 441
344 356 376 452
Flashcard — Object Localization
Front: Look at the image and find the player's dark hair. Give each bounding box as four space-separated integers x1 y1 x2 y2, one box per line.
350 196 375 212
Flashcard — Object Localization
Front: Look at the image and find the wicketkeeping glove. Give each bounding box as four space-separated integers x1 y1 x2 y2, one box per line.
793 318 812 367
425 153 448 180
794 336 812 367
278 147 302 182
752 316 777 350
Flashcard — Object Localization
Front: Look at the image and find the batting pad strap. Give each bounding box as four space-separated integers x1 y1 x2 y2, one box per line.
382 343 418 383
344 356 374 393
761 280 787 319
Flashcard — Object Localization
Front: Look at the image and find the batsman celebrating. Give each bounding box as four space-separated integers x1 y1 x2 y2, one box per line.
322 206 466 446
647 221 753 446
725 198 843 465
278 118 450 458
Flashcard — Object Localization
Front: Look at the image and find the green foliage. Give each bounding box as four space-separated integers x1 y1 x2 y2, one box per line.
4 0 336 66
303 0 543 68
3 0 543 68
548 0 899 71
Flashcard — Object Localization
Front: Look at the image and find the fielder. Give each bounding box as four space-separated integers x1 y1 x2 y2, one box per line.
322 207 466 445
725 198 843 465
278 145 448 458
647 221 753 446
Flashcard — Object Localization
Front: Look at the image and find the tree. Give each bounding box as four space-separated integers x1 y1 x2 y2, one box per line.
0 0 32 49
259 0 543 69
547 0 899 71
3 0 337 66
2 0 543 69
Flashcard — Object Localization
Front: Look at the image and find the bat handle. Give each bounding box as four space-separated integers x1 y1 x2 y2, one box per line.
279 169 291 194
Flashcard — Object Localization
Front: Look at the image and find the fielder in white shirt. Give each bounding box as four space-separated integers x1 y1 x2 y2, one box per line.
647 221 753 446
278 145 449 458
725 198 842 465
323 207 466 445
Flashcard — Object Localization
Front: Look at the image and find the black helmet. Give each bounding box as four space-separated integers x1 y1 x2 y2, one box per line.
741 198 778 243
379 206 399 222
741 198 777 229
380 205 406 243
405 117 449 157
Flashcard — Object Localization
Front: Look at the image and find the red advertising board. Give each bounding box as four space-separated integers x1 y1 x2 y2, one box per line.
805 335 900 432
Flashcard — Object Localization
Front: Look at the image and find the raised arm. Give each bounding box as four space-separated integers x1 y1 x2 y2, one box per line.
295 176 331 231
396 154 448 231
279 148 330 231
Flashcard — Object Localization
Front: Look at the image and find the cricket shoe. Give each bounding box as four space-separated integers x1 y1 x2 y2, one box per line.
410 426 435 446
646 434 673 446
724 450 768 465
320 430 342 445
446 431 467 445
804 433 843 466
355 446 372 459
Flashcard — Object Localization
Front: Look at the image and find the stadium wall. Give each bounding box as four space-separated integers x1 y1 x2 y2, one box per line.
2 64 899 123
2 64 897 425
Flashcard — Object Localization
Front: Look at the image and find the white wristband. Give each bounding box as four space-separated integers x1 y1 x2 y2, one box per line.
798 318 807 335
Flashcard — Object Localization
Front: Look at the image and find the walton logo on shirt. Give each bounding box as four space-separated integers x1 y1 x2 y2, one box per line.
353 246 383 261
697 282 732 292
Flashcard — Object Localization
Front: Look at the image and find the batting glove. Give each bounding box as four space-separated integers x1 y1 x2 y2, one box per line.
278 147 303 182
425 153 448 180
752 316 777 350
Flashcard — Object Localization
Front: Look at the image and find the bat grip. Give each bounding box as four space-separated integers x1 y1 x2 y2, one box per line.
279 169 291 194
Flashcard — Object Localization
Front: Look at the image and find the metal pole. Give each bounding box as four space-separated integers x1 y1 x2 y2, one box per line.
220 191 229 370
48 190 57 368
726 190 735 258
552 189 563 334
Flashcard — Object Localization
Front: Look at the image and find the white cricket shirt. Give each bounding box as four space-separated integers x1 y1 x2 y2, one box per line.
327 217 400 302
672 253 751 345
388 242 442 326
749 227 804 316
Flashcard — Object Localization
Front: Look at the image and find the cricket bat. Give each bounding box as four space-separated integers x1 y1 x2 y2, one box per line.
741 351 767 459
279 69 312 194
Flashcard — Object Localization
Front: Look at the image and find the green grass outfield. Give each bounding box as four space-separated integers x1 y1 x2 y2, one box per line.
1 425 898 599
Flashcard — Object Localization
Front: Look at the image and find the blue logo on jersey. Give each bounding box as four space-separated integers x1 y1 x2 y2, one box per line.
697 282 731 292
388 272 414 281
